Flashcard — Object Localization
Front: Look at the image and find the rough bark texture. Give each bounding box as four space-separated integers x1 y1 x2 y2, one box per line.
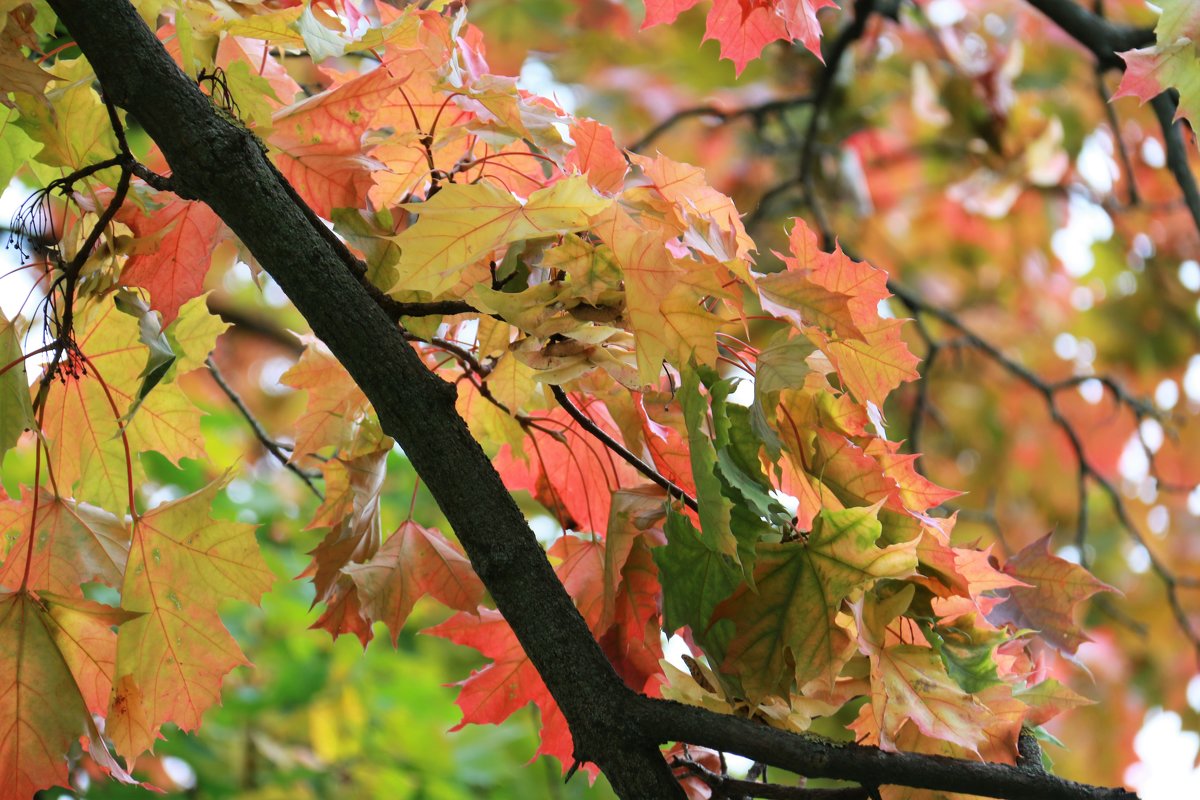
46 2 1140 798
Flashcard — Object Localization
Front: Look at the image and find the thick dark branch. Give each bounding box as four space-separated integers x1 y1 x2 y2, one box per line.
640 698 1137 800
47 4 685 797
1022 0 1153 69
1150 92 1200 238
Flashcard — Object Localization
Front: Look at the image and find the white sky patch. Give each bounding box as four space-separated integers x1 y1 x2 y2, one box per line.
1147 504 1169 537
223 260 255 291
143 483 184 510
1140 418 1164 453
1181 260 1200 291
162 756 198 790
1188 675 1200 712
1119 434 1150 483
262 275 290 307
528 514 562 545
518 58 577 115
1077 129 1117 196
1078 378 1104 404
770 490 800 517
0 181 41 320
927 0 967 27
1155 379 1179 410
1051 193 1113 278
1056 544 1082 564
258 355 296 396
1125 709 1200 800
1054 333 1078 360
727 372 755 407
1142 137 1166 169
1127 544 1151 574
662 633 691 670
1188 486 1200 516
1184 355 1200 402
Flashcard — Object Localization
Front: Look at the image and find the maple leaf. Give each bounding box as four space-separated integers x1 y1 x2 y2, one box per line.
0 16 58 106
343 521 484 645
759 220 919 407
14 57 116 170
107 479 274 760
986 534 1116 654
1114 43 1200 127
390 176 611 297
428 607 579 767
628 152 755 263
855 584 989 753
0 590 138 800
714 506 917 700
0 489 128 596
642 0 704 29
679 366 739 561
1014 678 1094 727
565 118 628 195
777 0 839 59
1113 0 1200 128
592 204 724 383
703 0 789 76
280 340 372 460
117 196 226 325
655 511 740 664
268 63 408 217
600 489 668 692
40 301 205 511
303 439 390 604
492 402 639 534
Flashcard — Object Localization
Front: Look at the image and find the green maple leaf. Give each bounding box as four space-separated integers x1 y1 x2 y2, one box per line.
714 506 917 700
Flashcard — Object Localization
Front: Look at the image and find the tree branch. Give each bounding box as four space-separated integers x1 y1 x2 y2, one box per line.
1150 91 1200 238
1021 0 1153 69
550 385 699 512
204 356 324 499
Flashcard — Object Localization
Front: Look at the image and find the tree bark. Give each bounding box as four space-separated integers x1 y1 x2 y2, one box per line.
45 2 1138 798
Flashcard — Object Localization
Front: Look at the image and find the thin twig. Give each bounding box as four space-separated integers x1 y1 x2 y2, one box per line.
627 94 816 154
205 356 324 499
550 385 699 512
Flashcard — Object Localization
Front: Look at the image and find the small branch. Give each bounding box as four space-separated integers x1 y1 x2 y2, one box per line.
387 298 476 318
1095 72 1140 206
797 1 876 249
205 356 324 499
550 385 699 512
627 94 816 154
672 756 869 799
